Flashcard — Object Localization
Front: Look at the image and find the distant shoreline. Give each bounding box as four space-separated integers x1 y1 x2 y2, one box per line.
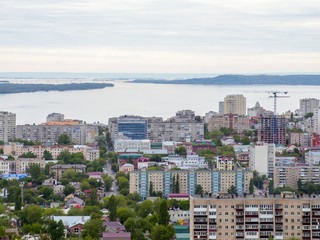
131 74 320 85
0 82 114 94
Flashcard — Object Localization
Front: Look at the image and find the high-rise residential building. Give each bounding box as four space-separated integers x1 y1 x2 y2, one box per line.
249 143 275 178
224 94 246 115
129 169 253 199
274 165 320 189
207 114 250 133
0 111 16 142
313 107 320 134
190 193 320 240
218 101 224 115
300 98 319 115
46 113 65 122
258 115 286 145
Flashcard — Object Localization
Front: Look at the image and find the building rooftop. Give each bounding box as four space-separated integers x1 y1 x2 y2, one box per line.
191 192 320 200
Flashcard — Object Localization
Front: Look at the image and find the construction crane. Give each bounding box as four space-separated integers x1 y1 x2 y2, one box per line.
268 91 289 144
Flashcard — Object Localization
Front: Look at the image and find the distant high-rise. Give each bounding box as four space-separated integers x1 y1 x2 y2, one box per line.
218 101 224 115
224 94 246 115
0 111 16 142
46 113 65 122
258 115 286 145
300 98 319 115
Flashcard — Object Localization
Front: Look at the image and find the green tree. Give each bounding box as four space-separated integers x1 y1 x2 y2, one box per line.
178 200 190 210
172 175 176 193
89 189 98 206
249 179 254 194
117 176 129 191
195 184 203 195
269 179 274 194
81 181 91 191
38 186 54 200
241 136 251 145
43 150 53 160
14 187 22 211
81 218 105 239
149 181 153 196
228 185 237 194
58 133 71 145
298 178 303 192
109 195 117 221
117 207 135 224
111 163 119 173
158 199 169 226
151 225 174 240
103 176 114 191
19 152 37 158
138 200 154 218
21 205 43 224
27 163 41 179
175 175 180 193
63 184 75 195
47 220 64 240
174 146 187 155
0 149 3 154
304 112 313 119
68 207 83 216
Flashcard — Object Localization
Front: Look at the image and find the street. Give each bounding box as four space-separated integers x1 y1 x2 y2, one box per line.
103 161 119 197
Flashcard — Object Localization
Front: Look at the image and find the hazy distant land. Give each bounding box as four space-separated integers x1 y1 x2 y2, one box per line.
0 82 114 94
132 74 320 85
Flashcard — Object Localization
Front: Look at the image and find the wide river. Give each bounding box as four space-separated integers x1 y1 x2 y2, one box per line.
0 82 319 125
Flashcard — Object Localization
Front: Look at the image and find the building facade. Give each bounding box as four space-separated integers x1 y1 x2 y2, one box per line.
190 193 320 240
129 170 253 199
224 94 246 115
249 143 275 178
50 164 86 180
300 98 319 115
207 114 250 133
289 132 310 146
274 165 320 189
0 111 16 142
16 122 99 145
258 115 286 145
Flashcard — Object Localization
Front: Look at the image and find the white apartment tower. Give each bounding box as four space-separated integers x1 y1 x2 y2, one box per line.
249 143 275 178
0 111 16 142
224 94 246 115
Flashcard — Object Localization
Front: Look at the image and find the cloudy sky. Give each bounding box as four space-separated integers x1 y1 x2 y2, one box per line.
1 0 320 73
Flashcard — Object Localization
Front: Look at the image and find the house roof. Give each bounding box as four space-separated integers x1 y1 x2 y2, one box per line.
53 216 91 227
102 232 130 238
103 221 126 231
66 197 84 205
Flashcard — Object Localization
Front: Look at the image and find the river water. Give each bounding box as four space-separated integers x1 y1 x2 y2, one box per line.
0 81 318 124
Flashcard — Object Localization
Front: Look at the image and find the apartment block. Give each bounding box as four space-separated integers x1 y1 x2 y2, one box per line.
129 170 253 199
217 157 234 171
0 111 16 142
15 158 46 174
249 143 275 178
305 148 320 165
16 121 99 145
274 165 320 189
207 114 250 133
300 98 319 115
50 164 86 180
190 193 320 240
258 115 286 145
289 132 310 146
3 142 92 160
46 113 65 122
224 95 246 115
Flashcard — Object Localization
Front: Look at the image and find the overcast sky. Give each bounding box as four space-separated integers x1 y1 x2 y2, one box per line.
1 0 320 73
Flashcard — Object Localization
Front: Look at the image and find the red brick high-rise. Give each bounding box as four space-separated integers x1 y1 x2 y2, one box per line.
258 115 286 145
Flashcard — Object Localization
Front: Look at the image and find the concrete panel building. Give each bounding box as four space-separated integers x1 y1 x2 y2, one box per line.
249 143 275 178
129 169 253 199
208 114 250 133
0 111 16 142
300 98 319 115
190 193 320 240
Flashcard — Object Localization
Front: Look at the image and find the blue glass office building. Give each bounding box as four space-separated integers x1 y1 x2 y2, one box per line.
118 117 147 140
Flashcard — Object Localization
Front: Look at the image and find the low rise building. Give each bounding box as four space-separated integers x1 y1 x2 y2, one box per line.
192 140 217 153
119 163 134 173
86 149 100 161
52 216 91 238
16 158 46 174
216 157 234 171
166 154 207 170
305 148 320 165
50 164 86 180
